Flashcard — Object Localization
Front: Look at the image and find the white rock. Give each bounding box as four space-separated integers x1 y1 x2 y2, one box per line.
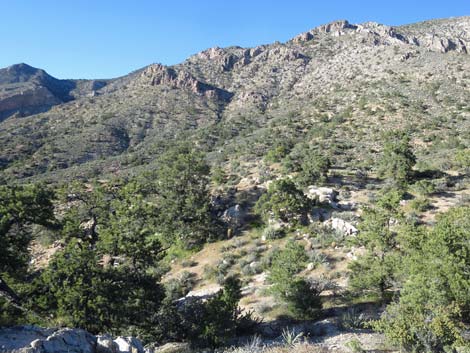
114 336 144 353
307 186 338 204
328 218 358 236
40 328 96 353
97 333 119 353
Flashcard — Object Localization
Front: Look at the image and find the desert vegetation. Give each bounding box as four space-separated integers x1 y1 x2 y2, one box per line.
1 16 470 353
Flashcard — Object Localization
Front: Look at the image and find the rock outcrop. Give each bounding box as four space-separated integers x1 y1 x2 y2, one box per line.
0 326 148 353
138 64 233 102
291 17 470 54
0 326 95 353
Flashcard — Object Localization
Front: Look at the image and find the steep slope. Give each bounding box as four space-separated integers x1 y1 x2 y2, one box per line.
0 17 469 182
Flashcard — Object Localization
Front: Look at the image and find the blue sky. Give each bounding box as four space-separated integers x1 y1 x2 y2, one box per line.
1 0 468 79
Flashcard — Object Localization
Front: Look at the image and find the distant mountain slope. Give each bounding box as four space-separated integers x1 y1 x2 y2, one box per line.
0 17 469 182
0 63 108 120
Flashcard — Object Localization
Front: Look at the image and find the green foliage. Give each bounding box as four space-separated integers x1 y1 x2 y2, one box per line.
371 206 470 352
155 276 252 348
295 150 331 187
268 241 307 292
34 240 111 333
149 144 220 248
284 278 323 319
267 241 322 318
345 339 365 353
339 308 367 330
373 299 463 353
0 184 55 275
377 131 416 187
349 191 402 298
409 197 431 212
282 143 330 186
281 327 304 347
261 226 286 240
265 145 290 163
412 180 436 196
35 238 164 337
100 183 163 271
211 166 227 185
454 148 470 173
255 179 312 224
25 179 169 340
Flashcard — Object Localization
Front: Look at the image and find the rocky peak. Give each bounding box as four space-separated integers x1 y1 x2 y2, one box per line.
191 45 266 72
291 19 357 43
0 63 49 85
291 17 470 54
315 19 357 34
139 64 233 101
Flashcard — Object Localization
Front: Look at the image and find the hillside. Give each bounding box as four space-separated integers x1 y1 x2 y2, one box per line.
0 63 108 122
0 17 469 182
1 16 470 353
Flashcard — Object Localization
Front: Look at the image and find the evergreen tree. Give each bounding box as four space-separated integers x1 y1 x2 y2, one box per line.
373 207 470 352
377 131 416 187
255 179 313 224
348 190 403 299
150 144 218 248
0 184 55 275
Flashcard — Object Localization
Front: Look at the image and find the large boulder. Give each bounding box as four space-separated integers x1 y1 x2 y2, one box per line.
37 329 96 353
0 326 96 353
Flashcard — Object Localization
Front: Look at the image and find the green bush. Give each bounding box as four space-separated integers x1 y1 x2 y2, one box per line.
409 197 431 212
261 226 286 240
255 179 313 224
267 241 322 318
369 207 470 352
377 131 416 187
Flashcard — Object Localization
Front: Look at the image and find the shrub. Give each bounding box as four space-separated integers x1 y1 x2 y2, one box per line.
377 131 416 187
255 179 313 224
409 197 431 212
295 151 331 187
412 180 435 196
339 308 367 329
267 242 322 318
262 226 286 240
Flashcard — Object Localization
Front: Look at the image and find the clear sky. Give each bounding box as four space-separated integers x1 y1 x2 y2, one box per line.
1 0 468 79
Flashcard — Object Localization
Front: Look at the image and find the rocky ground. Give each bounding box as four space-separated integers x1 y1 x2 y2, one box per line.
0 322 390 353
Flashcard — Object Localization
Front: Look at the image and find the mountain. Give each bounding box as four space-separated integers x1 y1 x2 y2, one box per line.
0 17 469 181
0 63 108 121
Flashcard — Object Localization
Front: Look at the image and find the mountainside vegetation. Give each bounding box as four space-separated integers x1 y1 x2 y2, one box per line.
1 16 470 353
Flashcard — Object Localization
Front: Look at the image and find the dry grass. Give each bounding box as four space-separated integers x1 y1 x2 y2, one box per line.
225 343 341 353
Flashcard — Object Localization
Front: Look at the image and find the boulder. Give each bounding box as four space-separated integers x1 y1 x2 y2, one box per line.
114 336 144 353
97 334 118 353
39 329 96 353
307 186 338 204
221 204 244 228
0 327 97 353
146 342 191 353
328 217 358 236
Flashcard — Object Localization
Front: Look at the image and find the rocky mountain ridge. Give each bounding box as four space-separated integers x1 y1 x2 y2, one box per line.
0 16 469 181
0 63 107 121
